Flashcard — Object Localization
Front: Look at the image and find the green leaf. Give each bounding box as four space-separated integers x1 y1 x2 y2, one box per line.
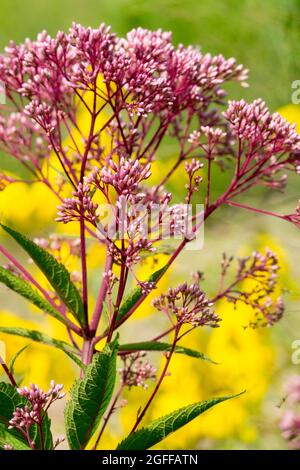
0 266 69 326
1 224 86 327
0 423 30 450
0 382 53 450
0 327 83 369
117 392 245 450
8 345 30 376
119 341 217 364
117 265 167 324
65 336 119 450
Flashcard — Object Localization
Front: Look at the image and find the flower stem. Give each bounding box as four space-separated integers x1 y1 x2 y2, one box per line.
79 215 89 327
81 338 94 371
92 384 124 449
130 327 179 434
90 252 113 335
37 410 44 450
1 362 17 387
224 199 285 220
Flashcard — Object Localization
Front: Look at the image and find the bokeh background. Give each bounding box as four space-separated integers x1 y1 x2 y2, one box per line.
1 0 300 450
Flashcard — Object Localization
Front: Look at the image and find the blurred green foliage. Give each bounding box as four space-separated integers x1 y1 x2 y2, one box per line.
0 0 300 109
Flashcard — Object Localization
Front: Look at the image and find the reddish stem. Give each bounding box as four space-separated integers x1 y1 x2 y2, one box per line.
130 327 179 433
1 363 17 387
106 262 127 343
79 215 89 328
224 199 285 220
205 150 213 211
92 384 124 449
90 252 113 335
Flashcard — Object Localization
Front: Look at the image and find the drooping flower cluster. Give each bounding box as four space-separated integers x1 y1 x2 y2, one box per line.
280 375 300 449
119 352 157 389
223 99 300 193
184 159 203 203
8 381 65 450
214 249 283 327
224 99 300 152
56 182 99 225
108 238 156 270
153 281 220 328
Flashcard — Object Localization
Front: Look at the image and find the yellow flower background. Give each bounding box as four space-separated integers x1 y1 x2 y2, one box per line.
1 98 299 449
1 1 300 449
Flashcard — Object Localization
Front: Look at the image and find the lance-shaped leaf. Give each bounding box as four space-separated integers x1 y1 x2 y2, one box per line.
117 265 167 324
0 382 53 450
0 266 69 327
0 327 83 369
1 224 86 327
8 345 30 376
119 341 217 364
65 336 119 450
117 392 245 450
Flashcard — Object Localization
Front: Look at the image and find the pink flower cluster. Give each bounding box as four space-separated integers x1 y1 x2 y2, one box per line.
0 22 298 242
0 23 247 126
101 157 151 196
153 281 220 328
214 249 283 327
223 99 300 192
8 381 65 449
119 352 157 389
280 375 300 449
56 182 99 225
225 99 300 151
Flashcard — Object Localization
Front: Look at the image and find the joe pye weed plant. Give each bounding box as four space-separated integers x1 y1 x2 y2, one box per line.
0 23 299 450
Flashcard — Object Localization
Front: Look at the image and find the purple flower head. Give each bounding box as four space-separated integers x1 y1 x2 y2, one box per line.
286 375 300 404
120 352 157 389
56 181 99 225
215 249 283 328
8 381 65 450
153 281 220 328
280 410 300 449
101 157 151 195
224 99 300 153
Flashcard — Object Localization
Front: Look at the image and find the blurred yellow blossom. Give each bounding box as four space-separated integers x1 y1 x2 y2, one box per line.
114 236 290 449
277 104 300 133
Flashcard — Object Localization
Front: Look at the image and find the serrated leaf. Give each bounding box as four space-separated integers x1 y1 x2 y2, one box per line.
65 337 118 450
117 392 245 450
0 327 83 369
8 345 30 376
0 382 53 450
1 224 86 327
0 266 69 326
117 266 167 324
119 341 217 364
